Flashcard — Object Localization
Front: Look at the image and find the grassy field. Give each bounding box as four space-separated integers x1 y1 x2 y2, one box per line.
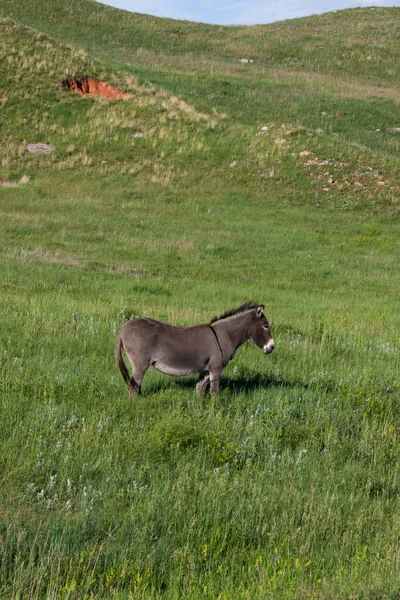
0 3 400 598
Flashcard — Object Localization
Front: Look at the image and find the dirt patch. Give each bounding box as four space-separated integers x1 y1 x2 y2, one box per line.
62 77 131 98
0 179 17 187
0 176 29 186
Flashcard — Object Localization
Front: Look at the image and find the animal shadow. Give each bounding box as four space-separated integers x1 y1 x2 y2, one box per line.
146 371 298 395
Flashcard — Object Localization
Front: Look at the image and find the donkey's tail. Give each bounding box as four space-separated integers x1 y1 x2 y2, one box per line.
115 335 131 386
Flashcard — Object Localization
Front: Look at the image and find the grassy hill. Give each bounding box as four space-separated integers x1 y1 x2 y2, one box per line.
1 0 399 83
0 2 399 598
1 1 400 159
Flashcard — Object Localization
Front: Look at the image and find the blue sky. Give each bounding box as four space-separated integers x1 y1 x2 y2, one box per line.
97 0 400 25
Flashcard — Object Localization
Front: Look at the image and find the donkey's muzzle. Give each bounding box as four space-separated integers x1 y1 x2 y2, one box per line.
263 340 275 354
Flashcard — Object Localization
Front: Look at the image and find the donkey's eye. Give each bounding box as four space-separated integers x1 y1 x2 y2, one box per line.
263 324 269 329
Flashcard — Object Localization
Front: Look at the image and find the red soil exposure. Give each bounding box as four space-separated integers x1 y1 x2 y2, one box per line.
62 77 130 98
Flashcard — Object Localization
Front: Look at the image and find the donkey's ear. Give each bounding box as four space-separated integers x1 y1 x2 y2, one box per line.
256 305 264 318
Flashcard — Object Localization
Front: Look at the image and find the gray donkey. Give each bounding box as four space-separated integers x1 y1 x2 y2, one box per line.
116 302 274 396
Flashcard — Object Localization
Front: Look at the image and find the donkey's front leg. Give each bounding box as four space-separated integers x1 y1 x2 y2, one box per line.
196 372 210 396
209 368 222 395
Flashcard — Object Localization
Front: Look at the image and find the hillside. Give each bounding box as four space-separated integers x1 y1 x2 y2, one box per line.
0 4 400 599
1 2 399 175
1 16 399 206
1 0 399 84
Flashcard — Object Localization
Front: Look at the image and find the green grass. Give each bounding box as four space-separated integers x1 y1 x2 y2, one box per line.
0 4 399 598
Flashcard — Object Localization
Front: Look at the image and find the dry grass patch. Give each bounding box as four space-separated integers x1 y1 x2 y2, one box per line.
9 247 82 267
273 69 400 102
168 240 195 250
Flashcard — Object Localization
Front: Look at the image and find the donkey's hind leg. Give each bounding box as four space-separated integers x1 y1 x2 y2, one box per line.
196 372 210 396
128 376 141 398
125 353 149 398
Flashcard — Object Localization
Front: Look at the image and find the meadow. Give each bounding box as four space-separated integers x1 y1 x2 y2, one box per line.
0 3 399 598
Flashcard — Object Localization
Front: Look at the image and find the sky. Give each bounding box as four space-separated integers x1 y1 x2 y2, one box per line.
97 0 400 25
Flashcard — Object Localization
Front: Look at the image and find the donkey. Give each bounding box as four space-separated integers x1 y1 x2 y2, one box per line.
115 302 274 397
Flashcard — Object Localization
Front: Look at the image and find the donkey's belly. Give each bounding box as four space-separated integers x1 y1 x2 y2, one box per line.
153 359 200 377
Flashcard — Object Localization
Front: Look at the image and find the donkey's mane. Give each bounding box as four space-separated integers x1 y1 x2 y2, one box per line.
210 301 259 324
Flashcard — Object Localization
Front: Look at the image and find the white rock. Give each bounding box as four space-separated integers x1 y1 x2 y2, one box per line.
26 143 56 155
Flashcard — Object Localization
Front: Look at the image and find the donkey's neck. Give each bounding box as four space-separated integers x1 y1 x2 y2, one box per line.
212 311 253 353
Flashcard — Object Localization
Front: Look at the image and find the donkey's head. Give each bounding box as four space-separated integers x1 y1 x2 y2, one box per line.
248 305 275 354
